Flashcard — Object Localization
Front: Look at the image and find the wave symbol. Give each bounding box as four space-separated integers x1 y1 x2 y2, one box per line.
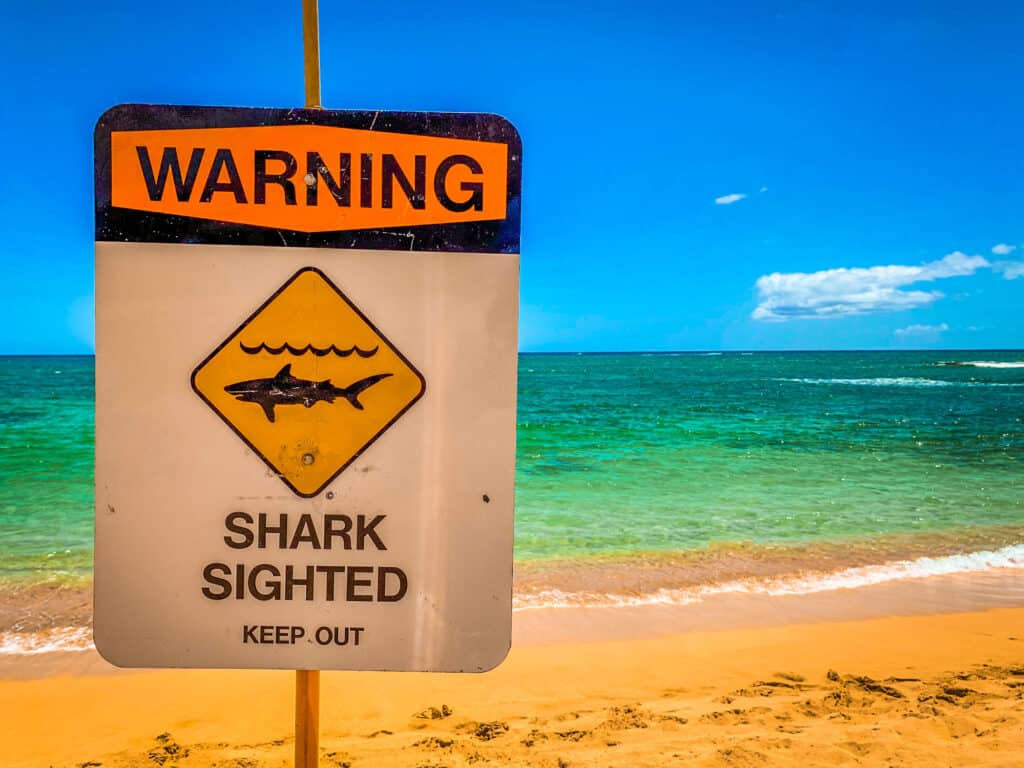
239 342 379 358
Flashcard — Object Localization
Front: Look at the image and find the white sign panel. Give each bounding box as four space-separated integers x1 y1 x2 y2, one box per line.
94 105 521 671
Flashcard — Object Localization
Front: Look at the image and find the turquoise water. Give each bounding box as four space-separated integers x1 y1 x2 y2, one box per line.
514 351 1023 559
0 357 94 582
1 352 1022 582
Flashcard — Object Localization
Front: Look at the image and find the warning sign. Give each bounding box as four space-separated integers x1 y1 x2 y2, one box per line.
191 267 425 497
93 105 520 672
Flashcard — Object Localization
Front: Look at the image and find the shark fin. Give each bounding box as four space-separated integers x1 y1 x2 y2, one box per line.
260 401 276 423
273 364 293 383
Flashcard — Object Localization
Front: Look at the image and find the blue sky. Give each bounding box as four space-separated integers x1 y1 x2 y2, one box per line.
1 0 1021 353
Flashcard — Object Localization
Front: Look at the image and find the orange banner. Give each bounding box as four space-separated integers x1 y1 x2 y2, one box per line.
110 125 508 232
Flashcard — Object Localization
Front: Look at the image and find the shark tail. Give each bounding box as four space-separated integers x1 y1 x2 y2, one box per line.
338 373 393 410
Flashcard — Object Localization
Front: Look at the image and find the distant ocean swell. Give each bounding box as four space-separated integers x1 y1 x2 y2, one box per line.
778 377 1024 388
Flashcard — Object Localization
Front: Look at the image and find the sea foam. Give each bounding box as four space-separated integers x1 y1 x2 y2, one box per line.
0 626 94 655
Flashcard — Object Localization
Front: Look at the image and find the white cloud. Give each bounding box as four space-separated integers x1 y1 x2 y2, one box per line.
715 193 746 205
991 243 1016 256
894 323 949 337
759 186 768 193
994 261 1024 280
753 251 990 321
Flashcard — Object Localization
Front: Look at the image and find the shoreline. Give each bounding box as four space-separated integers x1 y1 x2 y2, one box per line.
2 566 1021 680
514 566 1024 645
1 605 1021 767
3 528 1023 661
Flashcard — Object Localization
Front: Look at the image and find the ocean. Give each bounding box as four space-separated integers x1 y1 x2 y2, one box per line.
1 351 1023 652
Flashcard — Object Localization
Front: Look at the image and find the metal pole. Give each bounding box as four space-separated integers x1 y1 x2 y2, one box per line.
297 7 322 765
297 5 322 765
303 0 322 108
295 669 320 768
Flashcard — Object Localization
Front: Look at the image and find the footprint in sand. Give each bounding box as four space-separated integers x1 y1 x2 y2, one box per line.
554 729 589 742
521 729 549 747
848 675 905 698
773 672 806 683
748 680 813 696
412 736 455 750
146 733 189 766
598 705 652 730
713 745 771 767
413 704 453 720
700 706 772 726
322 751 353 768
456 720 509 741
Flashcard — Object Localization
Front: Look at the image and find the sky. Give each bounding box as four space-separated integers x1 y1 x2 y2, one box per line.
1 0 1022 353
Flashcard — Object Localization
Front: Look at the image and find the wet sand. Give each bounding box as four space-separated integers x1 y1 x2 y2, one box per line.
1 574 1023 767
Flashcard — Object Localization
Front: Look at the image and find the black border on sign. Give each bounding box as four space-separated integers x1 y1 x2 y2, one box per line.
189 266 427 498
95 103 522 253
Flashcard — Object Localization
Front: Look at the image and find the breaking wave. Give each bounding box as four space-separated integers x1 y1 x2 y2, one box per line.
939 361 1024 369
239 342 379 358
513 544 1024 611
0 626 93 655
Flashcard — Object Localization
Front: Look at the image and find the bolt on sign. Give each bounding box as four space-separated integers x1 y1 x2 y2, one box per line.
94 105 521 672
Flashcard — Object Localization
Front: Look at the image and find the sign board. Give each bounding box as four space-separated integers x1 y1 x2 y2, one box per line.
94 105 521 672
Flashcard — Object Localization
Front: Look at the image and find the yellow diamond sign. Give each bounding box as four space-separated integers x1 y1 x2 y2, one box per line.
191 267 426 497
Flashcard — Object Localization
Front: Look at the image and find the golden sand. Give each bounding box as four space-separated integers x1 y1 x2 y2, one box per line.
1 606 1022 767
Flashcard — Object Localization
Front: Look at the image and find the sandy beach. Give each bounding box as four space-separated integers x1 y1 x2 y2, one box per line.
2 574 1022 768
3 354 1023 766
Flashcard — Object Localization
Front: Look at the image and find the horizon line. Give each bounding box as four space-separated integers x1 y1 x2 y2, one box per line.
2 347 1023 358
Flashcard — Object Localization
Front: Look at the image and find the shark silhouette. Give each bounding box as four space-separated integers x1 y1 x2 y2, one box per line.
224 364 392 423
